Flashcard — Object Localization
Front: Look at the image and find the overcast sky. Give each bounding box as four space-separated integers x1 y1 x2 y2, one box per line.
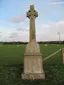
0 0 64 42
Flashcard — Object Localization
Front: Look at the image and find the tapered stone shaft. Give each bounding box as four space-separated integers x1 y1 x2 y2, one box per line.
27 5 38 42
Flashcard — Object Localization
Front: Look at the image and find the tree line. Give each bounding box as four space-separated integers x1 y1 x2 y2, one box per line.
0 41 64 44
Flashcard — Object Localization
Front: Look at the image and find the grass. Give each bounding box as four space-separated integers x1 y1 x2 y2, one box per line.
0 44 64 85
0 44 63 65
0 44 26 65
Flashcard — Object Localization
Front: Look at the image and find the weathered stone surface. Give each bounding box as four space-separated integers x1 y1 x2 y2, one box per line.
24 56 43 73
22 55 45 79
24 41 41 55
22 73 45 80
61 48 64 64
22 5 45 79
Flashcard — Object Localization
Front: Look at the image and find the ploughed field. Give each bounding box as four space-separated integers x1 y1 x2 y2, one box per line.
0 44 64 85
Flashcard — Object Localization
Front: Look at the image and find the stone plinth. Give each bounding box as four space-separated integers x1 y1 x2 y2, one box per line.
22 41 45 79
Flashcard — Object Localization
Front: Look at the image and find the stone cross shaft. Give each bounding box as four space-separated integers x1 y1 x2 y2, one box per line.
27 5 38 42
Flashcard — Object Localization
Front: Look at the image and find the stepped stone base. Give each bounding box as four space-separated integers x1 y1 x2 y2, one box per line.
22 73 45 80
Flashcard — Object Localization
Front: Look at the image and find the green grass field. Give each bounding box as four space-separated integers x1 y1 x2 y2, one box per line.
0 44 25 65
0 44 63 65
0 44 64 85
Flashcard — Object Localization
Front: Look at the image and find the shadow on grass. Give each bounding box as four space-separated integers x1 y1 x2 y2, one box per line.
0 64 64 85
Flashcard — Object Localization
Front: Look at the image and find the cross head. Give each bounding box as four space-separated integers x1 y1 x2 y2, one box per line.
27 5 38 18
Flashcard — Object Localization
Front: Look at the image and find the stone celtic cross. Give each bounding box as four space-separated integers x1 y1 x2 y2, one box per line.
22 5 45 80
26 5 38 42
